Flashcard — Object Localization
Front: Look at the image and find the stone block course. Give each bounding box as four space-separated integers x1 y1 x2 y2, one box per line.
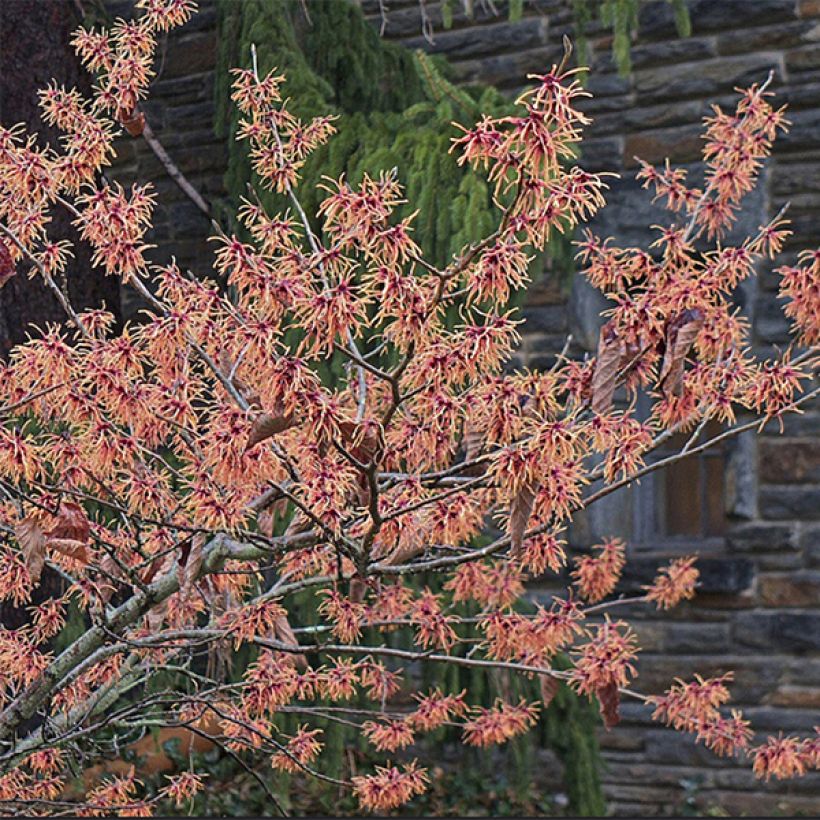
733 610 820 651
692 790 820 817
621 555 756 597
800 523 820 566
661 622 731 653
402 17 547 59
639 0 797 39
591 98 704 136
159 30 218 79
759 485 820 519
632 54 783 104
596 36 717 74
766 683 820 707
633 654 786 702
760 439 820 483
717 20 820 55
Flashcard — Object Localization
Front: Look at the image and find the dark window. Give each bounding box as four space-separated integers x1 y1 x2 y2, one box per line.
633 418 726 542
658 421 726 538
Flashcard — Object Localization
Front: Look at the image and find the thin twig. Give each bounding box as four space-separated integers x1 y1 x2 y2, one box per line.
141 117 210 217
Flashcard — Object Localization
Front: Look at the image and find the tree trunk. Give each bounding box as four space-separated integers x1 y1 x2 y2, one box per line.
0 1 121 632
0 0 121 361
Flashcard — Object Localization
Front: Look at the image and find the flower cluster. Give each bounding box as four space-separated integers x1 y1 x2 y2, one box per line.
644 556 699 610
648 674 752 758
571 537 626 603
462 699 540 747
351 762 428 812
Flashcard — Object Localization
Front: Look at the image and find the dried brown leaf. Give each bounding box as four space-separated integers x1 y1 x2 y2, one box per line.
218 348 261 408
205 588 234 681
349 575 367 603
596 681 621 730
0 239 16 288
142 553 173 585
145 599 168 633
118 106 145 137
354 474 371 508
509 481 538 559
256 496 289 537
591 322 624 415
460 420 487 477
381 534 425 567
16 516 46 584
338 419 383 464
245 411 296 452
257 508 274 538
178 534 205 602
285 510 313 537
659 308 704 397
46 500 90 543
539 674 560 708
273 613 307 669
96 554 120 605
47 537 89 565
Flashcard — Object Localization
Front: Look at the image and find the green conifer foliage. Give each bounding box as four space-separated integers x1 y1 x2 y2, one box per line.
214 0 571 279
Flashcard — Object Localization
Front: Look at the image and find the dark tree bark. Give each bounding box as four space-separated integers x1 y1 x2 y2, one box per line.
0 1 121 633
0 0 122 360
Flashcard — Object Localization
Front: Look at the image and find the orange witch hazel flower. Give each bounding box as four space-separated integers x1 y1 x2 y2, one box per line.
352 762 429 812
0 2 818 813
648 673 734 731
647 673 753 759
571 536 626 602
645 555 699 609
270 726 324 772
159 772 206 808
462 699 540 747
752 734 813 781
408 688 469 731
362 719 416 752
571 618 639 696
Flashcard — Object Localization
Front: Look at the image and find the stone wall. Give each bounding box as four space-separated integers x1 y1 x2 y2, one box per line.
107 0 820 815
107 0 223 316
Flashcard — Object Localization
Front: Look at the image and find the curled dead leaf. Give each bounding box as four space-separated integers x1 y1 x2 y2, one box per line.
539 674 561 708
145 598 169 633
178 534 205 602
379 517 431 568
273 613 307 669
217 348 261 408
349 575 367 603
0 239 17 288
658 308 704 397
142 552 173 585
463 422 483 461
118 105 145 137
16 516 46 584
338 419 383 464
509 481 538 559
591 321 624 415
245 411 297 452
47 537 89 565
96 553 121 605
596 680 621 730
285 510 313 537
46 500 90 543
460 420 487 477
205 587 234 681
257 496 288 538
